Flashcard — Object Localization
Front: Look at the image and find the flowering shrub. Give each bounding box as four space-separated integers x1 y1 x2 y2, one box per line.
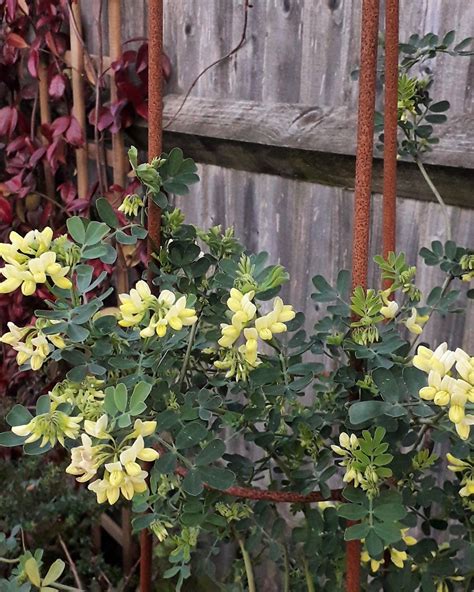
0 147 472 591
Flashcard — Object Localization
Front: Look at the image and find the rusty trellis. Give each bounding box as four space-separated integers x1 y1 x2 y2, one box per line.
141 0 400 590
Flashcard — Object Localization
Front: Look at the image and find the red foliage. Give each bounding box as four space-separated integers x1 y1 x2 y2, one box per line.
0 0 167 400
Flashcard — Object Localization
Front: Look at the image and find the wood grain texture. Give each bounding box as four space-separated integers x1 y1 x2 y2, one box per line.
173 164 474 351
80 0 473 346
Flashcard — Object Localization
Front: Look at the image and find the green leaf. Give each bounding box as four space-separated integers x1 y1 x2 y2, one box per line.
116 230 138 245
373 521 403 544
84 221 109 246
151 191 168 208
338 503 369 521
198 466 235 490
42 559 65 586
6 405 33 427
441 30 455 46
373 504 407 522
36 395 51 414
182 470 204 496
117 413 131 428
195 439 226 466
176 422 208 449
66 323 90 343
154 453 177 474
128 146 138 169
66 217 86 244
0 431 27 446
24 557 41 587
132 513 157 532
104 387 117 415
130 381 152 409
365 529 384 558
349 401 391 425
372 368 400 403
96 197 119 228
114 383 128 413
454 37 474 52
344 523 370 541
75 264 94 293
429 100 450 113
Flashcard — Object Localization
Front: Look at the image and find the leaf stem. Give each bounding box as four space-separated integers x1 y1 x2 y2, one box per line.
235 532 256 592
177 321 199 389
302 555 315 592
415 159 451 241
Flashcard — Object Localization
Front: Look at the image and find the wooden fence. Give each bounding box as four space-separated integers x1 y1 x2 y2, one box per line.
69 0 474 581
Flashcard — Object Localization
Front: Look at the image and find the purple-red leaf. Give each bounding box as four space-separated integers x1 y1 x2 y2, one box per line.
49 73 66 99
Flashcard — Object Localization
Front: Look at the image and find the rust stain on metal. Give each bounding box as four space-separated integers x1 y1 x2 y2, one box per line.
348 1 380 591
147 0 164 263
140 2 163 590
351 0 380 292
382 0 399 272
346 536 362 592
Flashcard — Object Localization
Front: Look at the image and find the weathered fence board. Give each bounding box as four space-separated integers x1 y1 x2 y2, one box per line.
77 0 473 348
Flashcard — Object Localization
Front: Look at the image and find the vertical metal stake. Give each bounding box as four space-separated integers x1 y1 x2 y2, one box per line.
140 1 164 591
382 0 399 264
348 1 381 591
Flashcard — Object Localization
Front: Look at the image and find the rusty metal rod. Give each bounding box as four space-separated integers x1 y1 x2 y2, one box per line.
147 0 164 261
351 0 380 292
348 1 381 591
382 0 399 263
140 1 164 590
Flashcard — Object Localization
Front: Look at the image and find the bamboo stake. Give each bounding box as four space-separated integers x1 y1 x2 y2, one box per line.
38 61 56 207
69 0 89 202
107 0 129 293
108 0 126 199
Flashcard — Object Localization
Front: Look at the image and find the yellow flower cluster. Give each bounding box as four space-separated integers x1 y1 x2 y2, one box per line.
0 228 71 295
118 193 144 217
0 321 65 370
414 344 474 440
331 432 363 486
361 530 416 572
12 410 82 448
446 453 474 498
118 280 197 338
215 289 295 378
66 415 159 505
49 376 105 421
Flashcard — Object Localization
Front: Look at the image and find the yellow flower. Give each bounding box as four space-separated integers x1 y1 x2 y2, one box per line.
448 386 468 424
455 348 474 387
66 434 100 482
118 193 144 217
453 414 474 441
118 280 153 327
227 289 257 324
88 466 148 504
218 317 243 348
380 290 399 320
419 371 456 407
84 414 110 439
404 307 429 335
0 250 71 295
166 295 198 331
413 343 455 375
239 328 259 365
446 453 474 497
0 228 53 260
130 419 157 438
254 297 295 340
119 435 159 475
12 410 82 447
